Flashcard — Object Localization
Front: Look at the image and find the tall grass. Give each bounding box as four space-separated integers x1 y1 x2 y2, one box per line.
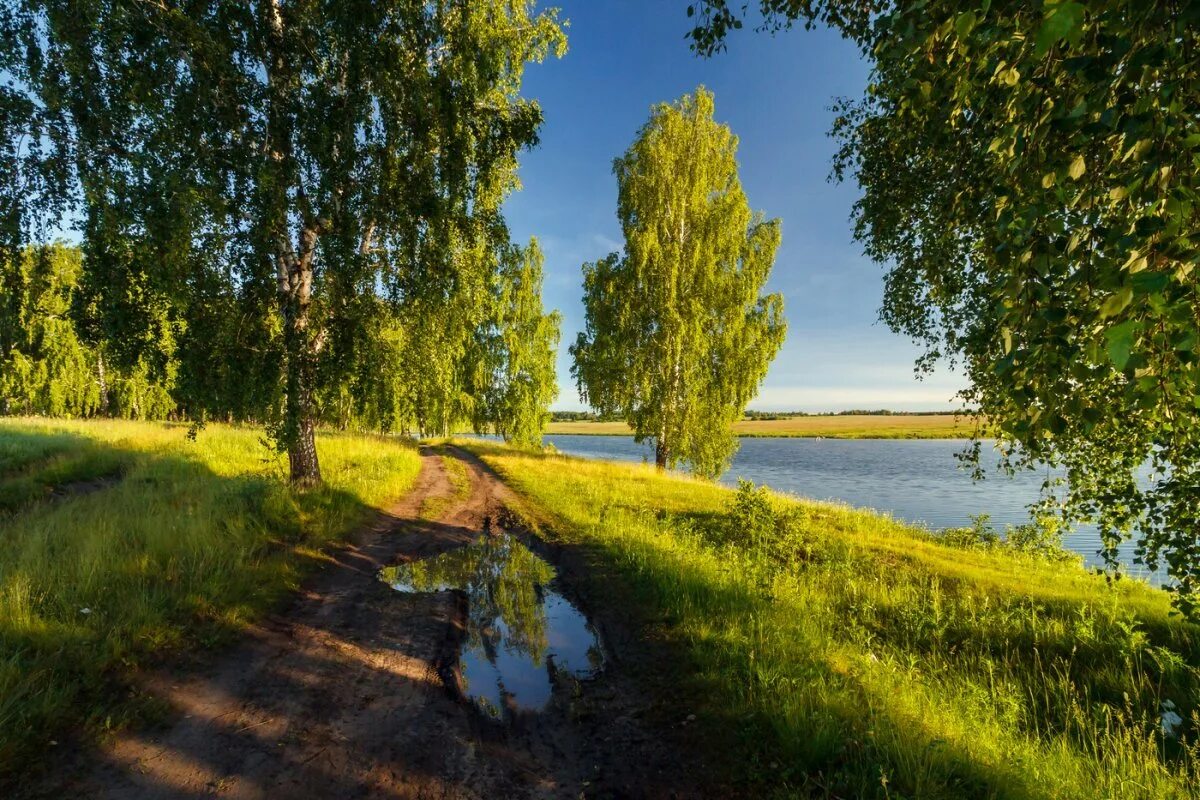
466 440 1200 799
0 418 421 776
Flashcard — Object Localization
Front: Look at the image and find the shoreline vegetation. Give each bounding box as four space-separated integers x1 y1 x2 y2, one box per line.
542 413 981 439
462 438 1199 798
2 418 1196 797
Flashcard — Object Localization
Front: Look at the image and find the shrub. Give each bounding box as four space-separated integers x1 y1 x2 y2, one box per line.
720 480 835 573
939 512 1076 563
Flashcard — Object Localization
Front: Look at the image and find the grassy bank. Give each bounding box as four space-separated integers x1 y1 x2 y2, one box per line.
544 413 979 439
464 440 1199 799
0 418 421 776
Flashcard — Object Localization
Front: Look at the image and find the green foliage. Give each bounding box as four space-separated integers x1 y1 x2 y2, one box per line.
727 479 777 543
571 88 786 478
472 239 561 447
938 513 1003 550
313 235 563 445
689 2 1200 614
1 0 566 483
718 479 836 575
1006 515 1074 561
326 294 474 438
722 480 1075 581
0 245 99 417
939 512 1076 563
106 358 177 421
0 244 172 418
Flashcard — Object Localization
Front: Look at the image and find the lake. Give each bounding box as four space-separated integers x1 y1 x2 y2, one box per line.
532 434 1158 582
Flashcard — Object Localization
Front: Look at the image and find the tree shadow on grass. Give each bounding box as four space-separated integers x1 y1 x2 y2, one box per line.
0 424 406 793
7 430 696 800
526 520 1083 799
0 426 133 515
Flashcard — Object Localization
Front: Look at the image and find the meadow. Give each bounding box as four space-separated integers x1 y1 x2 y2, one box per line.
4 417 1197 798
463 439 1200 799
544 413 980 439
0 418 421 775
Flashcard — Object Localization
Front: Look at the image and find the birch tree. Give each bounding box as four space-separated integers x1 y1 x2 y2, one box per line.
472 239 561 447
1 0 565 484
571 88 785 478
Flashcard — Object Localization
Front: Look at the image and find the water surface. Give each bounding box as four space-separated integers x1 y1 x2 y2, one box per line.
536 434 1157 580
381 533 603 717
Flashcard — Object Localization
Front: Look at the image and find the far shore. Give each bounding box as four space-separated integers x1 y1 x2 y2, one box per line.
543 413 982 439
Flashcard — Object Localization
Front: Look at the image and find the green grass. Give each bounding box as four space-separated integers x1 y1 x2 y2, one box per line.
0 418 421 777
542 414 981 439
0 431 130 515
462 439 1200 799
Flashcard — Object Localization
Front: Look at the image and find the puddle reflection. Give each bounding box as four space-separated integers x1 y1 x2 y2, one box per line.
380 533 603 718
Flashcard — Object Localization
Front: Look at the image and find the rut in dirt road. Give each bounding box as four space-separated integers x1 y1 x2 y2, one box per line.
32 446 701 799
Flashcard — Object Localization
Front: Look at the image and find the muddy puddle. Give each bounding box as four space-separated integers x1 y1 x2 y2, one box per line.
380 532 603 719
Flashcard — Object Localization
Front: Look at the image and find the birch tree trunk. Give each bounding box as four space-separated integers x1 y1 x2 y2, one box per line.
96 351 108 415
280 229 322 485
267 0 321 486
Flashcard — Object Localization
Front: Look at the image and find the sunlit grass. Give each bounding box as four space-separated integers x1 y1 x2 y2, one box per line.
543 413 980 439
419 450 472 520
0 417 421 776
464 439 1200 799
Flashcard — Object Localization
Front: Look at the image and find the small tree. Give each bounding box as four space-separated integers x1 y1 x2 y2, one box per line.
473 239 561 447
571 88 785 478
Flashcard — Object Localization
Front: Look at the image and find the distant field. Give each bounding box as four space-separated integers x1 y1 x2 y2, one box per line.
544 414 981 439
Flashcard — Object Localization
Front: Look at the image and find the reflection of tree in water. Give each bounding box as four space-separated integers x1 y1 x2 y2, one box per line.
382 534 555 666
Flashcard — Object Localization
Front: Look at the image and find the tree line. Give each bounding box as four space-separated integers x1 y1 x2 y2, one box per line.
742 410 957 419
0 243 173 419
0 239 560 444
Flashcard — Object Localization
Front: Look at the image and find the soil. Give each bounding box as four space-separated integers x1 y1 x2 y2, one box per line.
27 446 704 799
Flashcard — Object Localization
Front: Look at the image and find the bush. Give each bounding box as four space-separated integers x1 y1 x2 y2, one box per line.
939 513 1076 563
719 480 836 573
939 513 1002 549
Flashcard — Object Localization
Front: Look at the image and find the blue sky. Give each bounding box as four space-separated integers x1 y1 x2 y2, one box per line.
505 1 967 412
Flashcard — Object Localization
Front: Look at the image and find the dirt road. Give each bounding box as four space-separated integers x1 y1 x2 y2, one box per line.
33 447 697 799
